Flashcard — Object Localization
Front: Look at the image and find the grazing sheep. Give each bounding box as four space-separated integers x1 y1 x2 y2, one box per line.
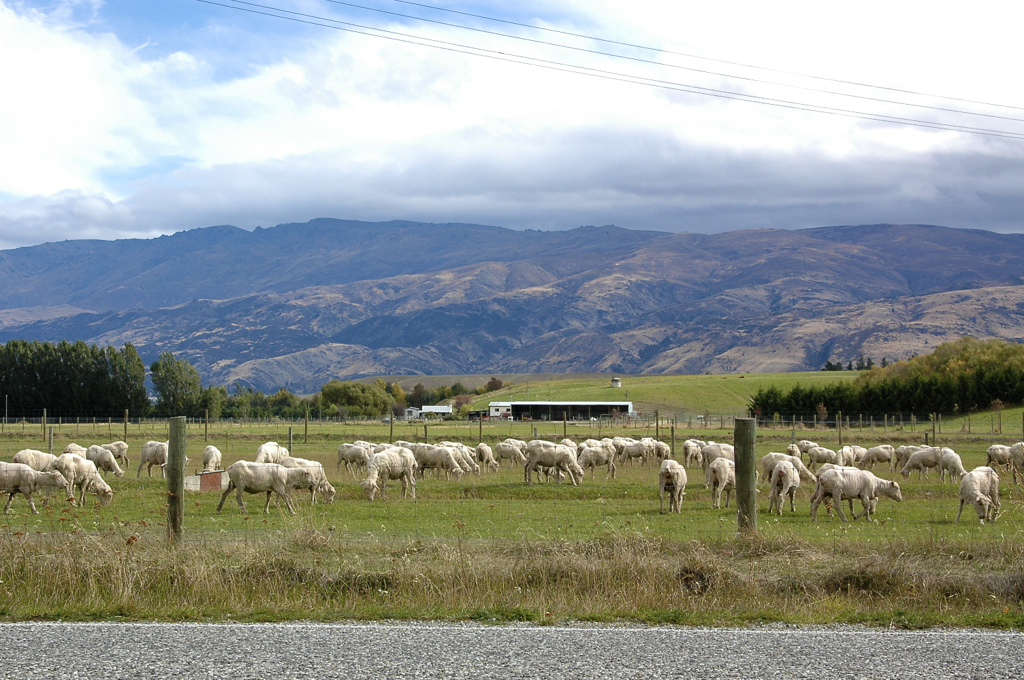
494 441 527 467
814 464 870 517
100 441 130 467
810 468 901 522
85 445 124 478
440 442 481 476
411 444 464 480
336 443 372 476
652 440 672 461
708 457 735 509
11 449 57 472
701 443 734 482
795 440 819 463
279 457 335 503
0 462 72 514
805 446 839 471
559 438 578 452
759 452 815 485
956 466 1000 524
53 453 114 506
619 439 651 466
894 445 924 470
682 439 706 468
900 447 944 479
217 461 315 515
578 444 617 480
1009 442 1024 485
835 446 863 467
858 445 896 471
361 447 417 501
524 440 583 486
768 460 800 515
202 445 223 472
505 438 528 453
659 459 687 514
255 441 290 464
475 443 500 471
63 443 88 456
938 448 968 483
136 441 168 478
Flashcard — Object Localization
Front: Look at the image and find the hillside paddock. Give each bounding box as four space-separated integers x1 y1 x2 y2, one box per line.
1 417 1024 627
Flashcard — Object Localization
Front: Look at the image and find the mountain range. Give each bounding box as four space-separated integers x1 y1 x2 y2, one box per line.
1 219 1022 393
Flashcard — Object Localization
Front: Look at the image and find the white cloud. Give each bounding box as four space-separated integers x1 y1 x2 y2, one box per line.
1 0 1023 249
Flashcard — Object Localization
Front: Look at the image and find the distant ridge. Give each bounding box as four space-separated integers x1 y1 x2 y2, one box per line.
0 220 1022 392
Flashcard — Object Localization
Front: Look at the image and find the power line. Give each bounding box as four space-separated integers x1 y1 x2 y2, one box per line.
392 0 1024 113
200 0 1024 139
322 0 1024 124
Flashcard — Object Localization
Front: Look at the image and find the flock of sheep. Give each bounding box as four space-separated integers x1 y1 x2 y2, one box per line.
669 438 1014 524
0 433 1013 526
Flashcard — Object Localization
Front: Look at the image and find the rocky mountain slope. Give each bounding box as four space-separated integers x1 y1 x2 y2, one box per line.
0 219 1022 393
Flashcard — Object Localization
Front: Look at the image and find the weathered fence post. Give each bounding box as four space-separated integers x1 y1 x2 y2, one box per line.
304 407 309 444
48 426 53 454
563 414 567 440
204 409 209 442
167 416 187 543
124 409 129 442
288 426 293 452
392 416 396 445
42 408 46 440
837 410 843 447
735 417 757 534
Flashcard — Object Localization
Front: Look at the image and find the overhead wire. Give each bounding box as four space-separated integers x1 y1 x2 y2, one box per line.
392 0 1024 113
322 0 1024 124
199 0 1024 139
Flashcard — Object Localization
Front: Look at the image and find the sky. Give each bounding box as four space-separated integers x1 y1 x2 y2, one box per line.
1 0 1024 249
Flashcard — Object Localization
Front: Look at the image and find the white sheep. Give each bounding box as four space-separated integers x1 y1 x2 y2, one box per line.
858 445 896 471
410 444 464 480
759 452 815 484
0 462 72 514
217 461 315 514
63 443 88 456
893 445 924 470
810 468 901 522
618 439 651 466
1010 442 1024 485
136 441 168 478
11 449 57 471
578 444 617 480
956 466 1000 524
336 443 372 476
659 459 687 514
702 443 734 482
255 441 290 464
440 442 481 476
494 441 527 467
937 448 968 483
900 447 943 479
805 446 839 471
202 445 223 472
100 441 131 467
524 440 583 486
681 439 706 467
708 457 735 509
53 453 114 506
85 445 125 478
361 447 417 501
768 460 800 515
475 443 500 471
279 457 335 503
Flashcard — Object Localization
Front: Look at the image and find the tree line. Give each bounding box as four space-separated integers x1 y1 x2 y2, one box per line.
751 337 1024 418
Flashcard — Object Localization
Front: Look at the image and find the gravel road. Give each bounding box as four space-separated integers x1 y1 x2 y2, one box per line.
1 621 1022 679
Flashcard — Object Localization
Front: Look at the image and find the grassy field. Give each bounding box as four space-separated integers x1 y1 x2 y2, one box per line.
470 371 862 417
2 413 1024 627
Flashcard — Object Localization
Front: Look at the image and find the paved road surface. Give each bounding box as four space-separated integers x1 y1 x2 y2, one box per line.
0 622 1022 678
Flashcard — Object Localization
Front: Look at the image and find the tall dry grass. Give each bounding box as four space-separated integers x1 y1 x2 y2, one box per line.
2 521 1023 627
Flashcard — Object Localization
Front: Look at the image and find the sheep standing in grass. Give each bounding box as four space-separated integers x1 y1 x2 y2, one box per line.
682 439 706 468
279 457 335 503
708 457 735 509
494 442 527 467
894 445 924 470
337 443 372 476
759 452 815 485
813 464 872 519
202 445 223 472
810 468 901 522
0 462 71 514
858 445 896 471
805 446 839 472
900 447 943 479
938 449 968 483
411 444 464 480
440 442 481 476
63 443 88 456
768 460 800 515
137 441 168 478
85 445 124 478
53 453 114 506
217 461 315 514
795 440 819 463
100 441 131 467
578 443 617 480
475 443 500 472
1009 442 1024 485
255 441 290 464
524 441 583 486
361 447 417 501
702 443 734 483
956 466 1000 524
659 460 687 514
12 449 57 471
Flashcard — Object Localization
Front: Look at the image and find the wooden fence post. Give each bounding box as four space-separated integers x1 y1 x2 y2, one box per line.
167 416 187 543
735 418 757 534
124 409 129 442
